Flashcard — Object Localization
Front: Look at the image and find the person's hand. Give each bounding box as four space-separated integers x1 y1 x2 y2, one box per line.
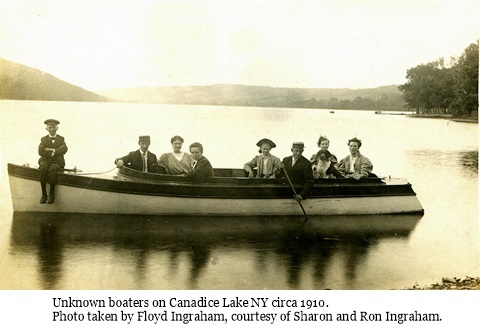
278 162 285 169
116 159 124 168
294 194 304 202
352 173 363 180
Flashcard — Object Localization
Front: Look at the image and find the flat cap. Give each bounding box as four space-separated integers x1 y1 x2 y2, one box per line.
44 119 60 125
138 135 151 142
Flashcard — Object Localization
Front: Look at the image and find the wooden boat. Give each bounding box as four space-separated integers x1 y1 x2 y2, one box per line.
375 111 409 116
7 163 424 216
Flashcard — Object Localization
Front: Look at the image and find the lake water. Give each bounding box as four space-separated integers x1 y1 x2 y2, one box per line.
0 100 478 289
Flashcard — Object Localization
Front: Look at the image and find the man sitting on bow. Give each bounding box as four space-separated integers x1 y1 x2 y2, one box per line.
38 119 68 204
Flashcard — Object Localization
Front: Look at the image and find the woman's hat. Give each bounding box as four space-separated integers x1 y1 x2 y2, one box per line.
256 138 276 148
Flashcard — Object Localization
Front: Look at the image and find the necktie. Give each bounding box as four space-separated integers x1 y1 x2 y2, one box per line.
192 161 197 169
142 152 147 172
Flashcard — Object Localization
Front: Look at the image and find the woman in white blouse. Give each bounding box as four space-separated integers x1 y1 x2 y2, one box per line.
338 137 373 180
158 135 192 175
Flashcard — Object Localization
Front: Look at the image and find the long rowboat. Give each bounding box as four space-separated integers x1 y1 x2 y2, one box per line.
8 163 424 216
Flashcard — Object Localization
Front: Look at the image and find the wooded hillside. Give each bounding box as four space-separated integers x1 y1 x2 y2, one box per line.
98 84 407 110
0 58 110 102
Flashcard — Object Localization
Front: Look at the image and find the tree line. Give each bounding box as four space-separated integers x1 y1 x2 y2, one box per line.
398 42 479 118
289 94 406 111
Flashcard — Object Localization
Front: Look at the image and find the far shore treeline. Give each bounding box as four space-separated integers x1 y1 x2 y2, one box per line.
399 42 479 119
0 41 478 117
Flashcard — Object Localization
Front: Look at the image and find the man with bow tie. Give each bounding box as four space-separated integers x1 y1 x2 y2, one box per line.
115 135 165 174
38 119 68 204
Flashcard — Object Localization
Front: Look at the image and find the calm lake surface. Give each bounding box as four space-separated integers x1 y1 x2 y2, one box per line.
0 100 478 289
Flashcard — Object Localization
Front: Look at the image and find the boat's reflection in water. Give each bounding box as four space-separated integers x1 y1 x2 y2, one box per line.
10 213 421 289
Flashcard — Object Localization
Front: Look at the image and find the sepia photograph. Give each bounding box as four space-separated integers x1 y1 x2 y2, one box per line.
0 0 478 298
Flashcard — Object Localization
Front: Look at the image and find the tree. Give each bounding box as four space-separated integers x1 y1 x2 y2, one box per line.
399 61 453 113
399 42 479 118
450 42 479 117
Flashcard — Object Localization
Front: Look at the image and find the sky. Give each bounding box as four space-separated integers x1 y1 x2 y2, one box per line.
0 0 478 91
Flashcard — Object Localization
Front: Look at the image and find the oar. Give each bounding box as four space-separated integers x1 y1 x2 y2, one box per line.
282 167 308 221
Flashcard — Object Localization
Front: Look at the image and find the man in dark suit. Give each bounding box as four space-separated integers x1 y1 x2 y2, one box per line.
115 135 165 174
276 142 313 202
186 142 215 180
38 119 68 204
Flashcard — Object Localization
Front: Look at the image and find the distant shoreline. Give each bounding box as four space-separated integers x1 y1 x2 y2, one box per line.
408 114 478 123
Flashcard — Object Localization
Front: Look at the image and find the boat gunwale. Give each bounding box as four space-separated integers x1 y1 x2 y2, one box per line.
117 166 389 186
7 163 418 199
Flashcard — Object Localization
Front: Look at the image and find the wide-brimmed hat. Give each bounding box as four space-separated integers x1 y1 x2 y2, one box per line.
256 138 276 148
292 141 305 149
44 119 60 125
138 135 151 143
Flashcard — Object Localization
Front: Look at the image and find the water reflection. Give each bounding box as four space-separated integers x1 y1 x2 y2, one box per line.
460 151 478 174
10 213 421 289
409 150 478 177
37 219 64 289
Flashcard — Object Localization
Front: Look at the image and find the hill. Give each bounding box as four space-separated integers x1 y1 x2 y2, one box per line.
0 57 407 110
98 84 407 110
0 58 110 102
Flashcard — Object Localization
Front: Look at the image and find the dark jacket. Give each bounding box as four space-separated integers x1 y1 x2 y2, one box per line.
38 134 68 168
187 156 215 180
276 155 314 199
115 150 165 173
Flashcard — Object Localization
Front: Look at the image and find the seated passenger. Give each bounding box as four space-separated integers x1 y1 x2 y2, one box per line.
158 135 192 175
310 135 343 179
186 142 215 180
338 137 373 180
38 119 68 204
243 138 282 178
275 142 313 202
115 135 165 173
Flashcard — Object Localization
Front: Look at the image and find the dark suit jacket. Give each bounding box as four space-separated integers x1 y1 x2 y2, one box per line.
115 150 165 173
187 156 215 180
38 134 68 168
276 155 313 199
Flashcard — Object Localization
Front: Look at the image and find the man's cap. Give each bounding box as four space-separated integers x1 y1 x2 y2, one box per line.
256 138 276 148
44 119 60 125
139 135 151 143
292 142 305 149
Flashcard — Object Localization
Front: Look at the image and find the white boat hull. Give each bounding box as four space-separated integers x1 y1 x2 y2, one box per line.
9 175 424 216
